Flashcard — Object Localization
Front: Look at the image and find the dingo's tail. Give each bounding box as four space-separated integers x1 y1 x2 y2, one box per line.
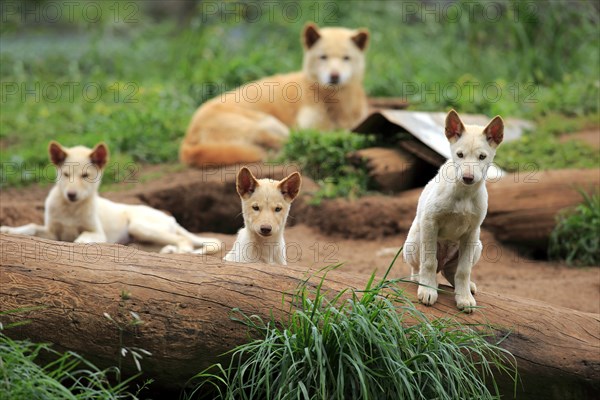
180 142 265 167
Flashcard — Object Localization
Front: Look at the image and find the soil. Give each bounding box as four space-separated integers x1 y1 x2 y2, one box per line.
559 128 600 149
2 162 599 315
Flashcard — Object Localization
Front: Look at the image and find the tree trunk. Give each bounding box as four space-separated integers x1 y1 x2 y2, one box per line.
0 233 598 399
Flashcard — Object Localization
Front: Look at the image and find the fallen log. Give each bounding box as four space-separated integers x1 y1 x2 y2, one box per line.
485 169 599 247
348 147 419 192
0 234 598 398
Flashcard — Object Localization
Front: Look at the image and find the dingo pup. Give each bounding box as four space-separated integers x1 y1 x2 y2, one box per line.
180 22 369 167
224 167 301 265
403 110 504 313
0 141 222 255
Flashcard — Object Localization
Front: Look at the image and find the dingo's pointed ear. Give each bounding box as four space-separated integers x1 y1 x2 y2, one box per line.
351 28 369 51
49 141 67 166
445 109 466 144
237 167 259 199
90 143 109 169
303 22 321 49
278 172 302 202
483 116 504 148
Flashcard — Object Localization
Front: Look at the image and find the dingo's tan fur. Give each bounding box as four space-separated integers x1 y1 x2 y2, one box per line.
1 142 222 254
403 110 504 313
224 167 301 265
180 23 369 167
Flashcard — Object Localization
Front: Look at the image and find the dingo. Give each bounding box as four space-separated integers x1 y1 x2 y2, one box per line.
403 110 504 313
1 141 222 255
180 22 369 167
224 167 301 265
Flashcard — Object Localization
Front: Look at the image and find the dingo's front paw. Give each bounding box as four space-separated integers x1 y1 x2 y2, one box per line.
159 245 179 254
0 226 10 233
418 286 438 306
456 292 477 313
469 281 478 295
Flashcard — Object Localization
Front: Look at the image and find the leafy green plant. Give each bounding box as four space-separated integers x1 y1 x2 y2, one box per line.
280 129 375 202
190 258 517 400
549 190 600 266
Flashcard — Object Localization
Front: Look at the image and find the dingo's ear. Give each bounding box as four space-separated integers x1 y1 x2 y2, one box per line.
445 109 466 144
351 29 369 51
90 143 109 169
237 167 259 199
303 22 321 49
49 141 67 166
483 116 504 148
278 172 302 202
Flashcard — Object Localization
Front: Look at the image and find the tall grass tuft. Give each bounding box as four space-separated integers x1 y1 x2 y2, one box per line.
549 190 600 266
190 256 517 400
0 333 145 399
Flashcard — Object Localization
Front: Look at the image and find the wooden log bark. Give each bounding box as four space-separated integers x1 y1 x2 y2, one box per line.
348 147 419 192
0 233 599 399
485 169 599 246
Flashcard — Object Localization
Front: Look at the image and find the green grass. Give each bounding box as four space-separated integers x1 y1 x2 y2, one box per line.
0 333 145 399
190 258 517 400
494 133 599 172
494 113 600 172
549 190 600 266
280 129 375 202
1 0 598 188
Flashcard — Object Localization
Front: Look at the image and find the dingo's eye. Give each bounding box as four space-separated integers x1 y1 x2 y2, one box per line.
343 55 351 61
63 172 70 177
252 205 259 211
457 152 464 158
319 55 328 60
479 154 487 160
82 173 89 179
275 207 282 212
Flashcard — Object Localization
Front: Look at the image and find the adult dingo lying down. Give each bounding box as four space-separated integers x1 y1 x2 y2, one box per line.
1 141 222 255
180 22 370 167
403 110 504 313
223 167 302 265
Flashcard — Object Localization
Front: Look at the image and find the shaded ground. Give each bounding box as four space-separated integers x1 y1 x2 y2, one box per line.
2 164 598 314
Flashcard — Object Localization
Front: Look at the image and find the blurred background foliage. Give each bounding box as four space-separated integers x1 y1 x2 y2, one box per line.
0 0 598 187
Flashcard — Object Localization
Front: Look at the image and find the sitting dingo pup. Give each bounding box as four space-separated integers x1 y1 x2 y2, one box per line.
403 110 504 313
224 167 302 265
0 141 222 255
180 22 370 167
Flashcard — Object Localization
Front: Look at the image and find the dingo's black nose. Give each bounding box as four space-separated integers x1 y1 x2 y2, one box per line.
260 225 272 235
329 73 340 84
67 192 77 201
463 176 474 185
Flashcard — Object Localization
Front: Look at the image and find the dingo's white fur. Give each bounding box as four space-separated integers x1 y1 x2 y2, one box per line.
224 167 301 265
403 110 504 312
0 142 222 254
180 22 369 166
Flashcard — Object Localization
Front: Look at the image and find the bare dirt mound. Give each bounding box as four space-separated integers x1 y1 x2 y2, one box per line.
1 165 598 313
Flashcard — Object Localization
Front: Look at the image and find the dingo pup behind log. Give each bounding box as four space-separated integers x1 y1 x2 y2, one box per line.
1 142 222 255
180 22 369 167
403 110 504 313
224 167 302 265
